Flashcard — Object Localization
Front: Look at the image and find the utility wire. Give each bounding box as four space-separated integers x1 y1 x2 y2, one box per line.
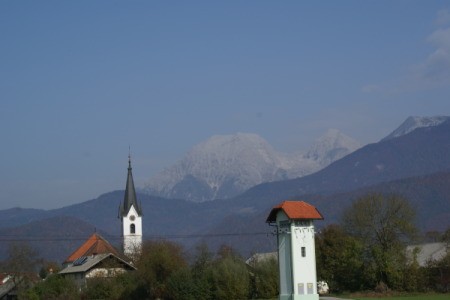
0 231 274 242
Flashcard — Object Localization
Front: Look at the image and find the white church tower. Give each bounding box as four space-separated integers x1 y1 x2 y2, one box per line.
119 155 143 256
267 200 323 300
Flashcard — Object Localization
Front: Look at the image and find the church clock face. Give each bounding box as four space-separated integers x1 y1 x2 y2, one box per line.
129 215 135 221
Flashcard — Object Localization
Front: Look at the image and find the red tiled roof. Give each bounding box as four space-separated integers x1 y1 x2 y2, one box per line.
64 233 120 263
266 200 324 223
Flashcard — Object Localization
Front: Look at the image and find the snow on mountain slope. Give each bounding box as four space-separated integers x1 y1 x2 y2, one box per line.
305 129 361 167
382 116 449 141
145 131 361 202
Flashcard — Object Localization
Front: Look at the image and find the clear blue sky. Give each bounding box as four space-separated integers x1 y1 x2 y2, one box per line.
1 1 449 209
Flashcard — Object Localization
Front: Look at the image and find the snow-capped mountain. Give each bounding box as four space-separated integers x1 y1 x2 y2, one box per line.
305 128 361 167
145 130 361 202
382 116 449 141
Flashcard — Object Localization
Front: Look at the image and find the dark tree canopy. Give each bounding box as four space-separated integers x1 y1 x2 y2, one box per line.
343 193 417 250
342 193 418 288
4 242 41 274
316 224 364 292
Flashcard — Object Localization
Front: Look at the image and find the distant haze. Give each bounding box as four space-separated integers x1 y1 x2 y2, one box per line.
1 2 449 209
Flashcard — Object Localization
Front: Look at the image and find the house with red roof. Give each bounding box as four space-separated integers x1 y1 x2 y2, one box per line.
63 233 121 267
59 233 135 288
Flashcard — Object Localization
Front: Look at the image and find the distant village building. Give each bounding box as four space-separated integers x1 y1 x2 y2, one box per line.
59 253 135 287
0 274 16 300
119 156 143 256
267 200 323 300
245 252 277 266
406 242 448 267
62 233 121 267
59 233 135 287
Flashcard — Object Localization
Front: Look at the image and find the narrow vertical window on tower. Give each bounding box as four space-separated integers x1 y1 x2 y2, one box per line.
301 246 306 257
130 223 135 234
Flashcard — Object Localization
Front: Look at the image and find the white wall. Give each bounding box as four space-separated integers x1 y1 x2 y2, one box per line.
122 205 142 256
86 267 127 278
290 220 318 296
276 211 319 300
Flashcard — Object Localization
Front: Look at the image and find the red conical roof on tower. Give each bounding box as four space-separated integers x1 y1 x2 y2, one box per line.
266 200 323 223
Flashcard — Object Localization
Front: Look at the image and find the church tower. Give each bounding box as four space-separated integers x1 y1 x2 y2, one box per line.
119 155 143 256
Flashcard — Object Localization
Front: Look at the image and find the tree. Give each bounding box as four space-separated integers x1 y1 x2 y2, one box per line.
249 255 278 299
135 240 187 299
189 243 214 299
82 276 129 300
315 224 364 292
38 261 60 280
191 242 213 277
441 227 450 245
21 274 79 300
3 242 41 274
166 267 198 300
402 247 427 292
2 242 42 293
427 251 450 292
342 193 417 289
208 245 250 300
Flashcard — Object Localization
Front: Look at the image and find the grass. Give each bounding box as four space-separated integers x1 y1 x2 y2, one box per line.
348 294 449 300
258 294 448 300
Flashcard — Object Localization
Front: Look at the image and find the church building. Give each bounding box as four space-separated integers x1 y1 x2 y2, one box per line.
119 156 143 256
58 156 143 287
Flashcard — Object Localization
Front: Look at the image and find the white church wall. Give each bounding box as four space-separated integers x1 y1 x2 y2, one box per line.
123 205 142 256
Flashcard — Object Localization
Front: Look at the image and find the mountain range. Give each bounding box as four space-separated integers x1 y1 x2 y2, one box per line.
0 115 449 262
144 129 361 202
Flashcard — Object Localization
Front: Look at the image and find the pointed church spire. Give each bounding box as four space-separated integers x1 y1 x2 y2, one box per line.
120 154 142 217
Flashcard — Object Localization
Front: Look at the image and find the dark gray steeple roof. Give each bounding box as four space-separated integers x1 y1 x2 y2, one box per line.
119 156 142 217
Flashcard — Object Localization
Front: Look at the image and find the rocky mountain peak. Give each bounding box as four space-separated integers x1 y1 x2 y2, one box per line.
306 129 361 166
187 132 278 163
382 116 449 141
145 130 360 202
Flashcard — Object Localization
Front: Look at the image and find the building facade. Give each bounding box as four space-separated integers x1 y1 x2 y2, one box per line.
267 200 323 300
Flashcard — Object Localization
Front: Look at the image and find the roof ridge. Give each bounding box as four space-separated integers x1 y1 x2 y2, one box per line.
266 200 323 223
64 233 120 263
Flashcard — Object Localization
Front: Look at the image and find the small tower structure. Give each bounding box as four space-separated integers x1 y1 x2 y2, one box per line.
266 200 323 300
119 155 143 256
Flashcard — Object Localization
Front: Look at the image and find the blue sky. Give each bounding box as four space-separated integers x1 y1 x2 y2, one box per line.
1 1 450 209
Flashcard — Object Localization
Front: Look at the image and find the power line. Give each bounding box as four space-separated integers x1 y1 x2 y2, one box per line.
0 231 274 242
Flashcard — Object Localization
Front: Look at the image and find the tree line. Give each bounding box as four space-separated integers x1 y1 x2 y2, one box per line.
316 193 450 293
14 242 278 300
1 193 449 299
